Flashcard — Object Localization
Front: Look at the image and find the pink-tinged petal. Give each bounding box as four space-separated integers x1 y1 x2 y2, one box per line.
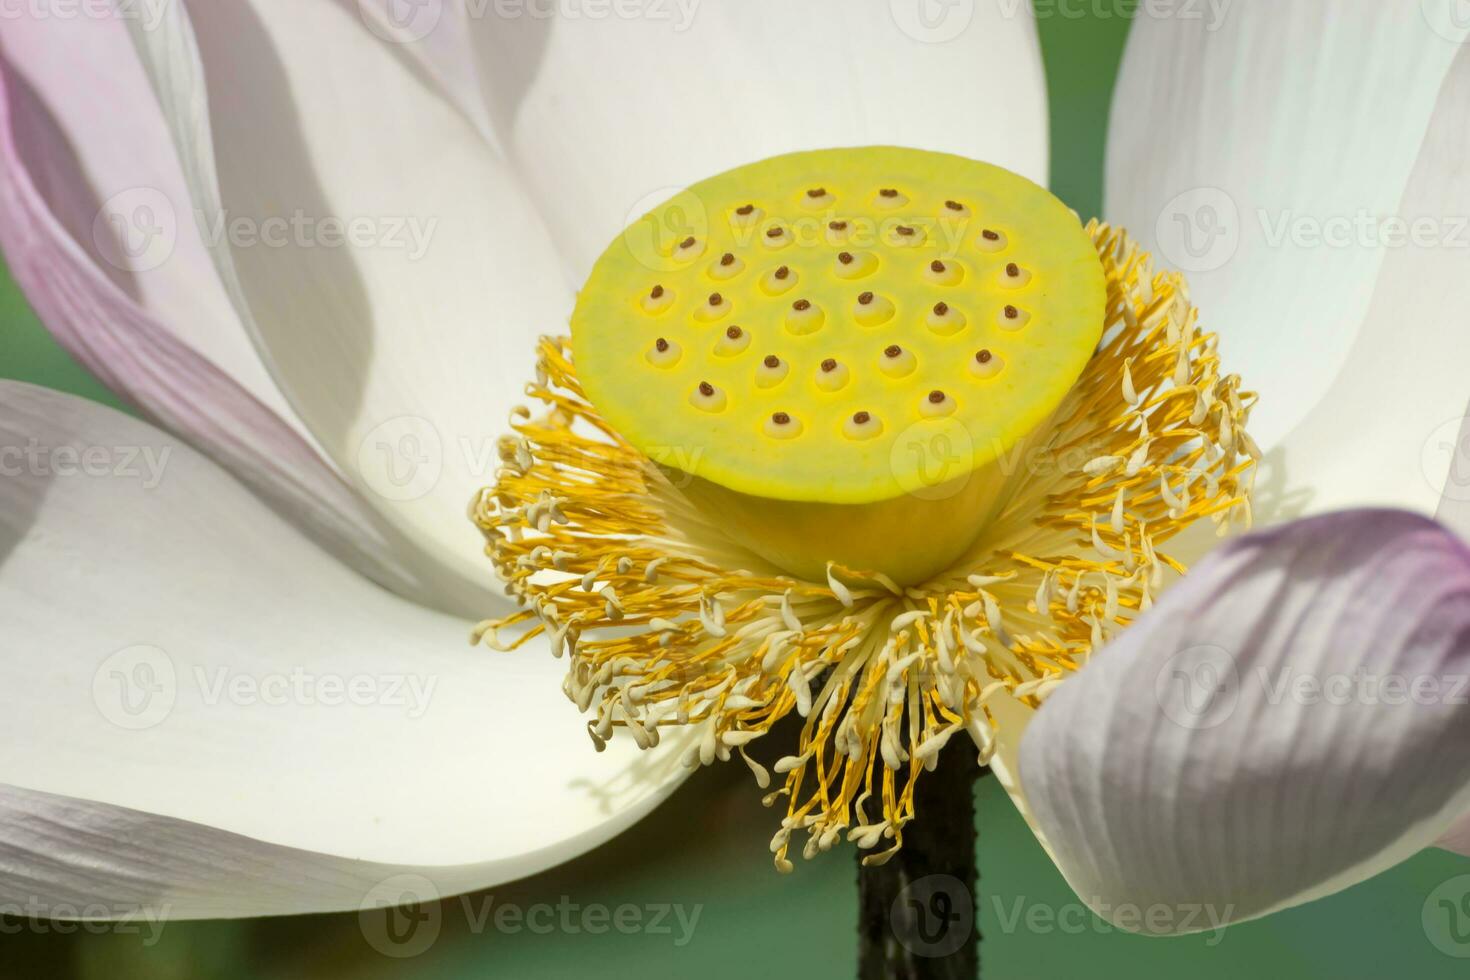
0 18 494 612
1018 510 1470 934
0 381 690 918
1106 5 1470 521
466 0 1050 277
129 0 572 608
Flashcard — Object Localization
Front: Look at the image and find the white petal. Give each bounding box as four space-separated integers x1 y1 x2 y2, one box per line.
129 0 571 612
467 0 1050 275
1106 4 1470 520
1018 510 1470 934
0 382 687 918
0 16 493 613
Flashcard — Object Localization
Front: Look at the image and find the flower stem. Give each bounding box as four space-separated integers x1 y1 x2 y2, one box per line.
857 746 984 979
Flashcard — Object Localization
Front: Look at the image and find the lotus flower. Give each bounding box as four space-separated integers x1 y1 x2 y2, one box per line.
1 0 1468 938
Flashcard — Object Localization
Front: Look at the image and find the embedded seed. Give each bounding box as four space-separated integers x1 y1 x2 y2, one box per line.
931 260 945 273
772 411 791 425
793 299 811 311
853 411 871 424
720 252 736 266
1004 305 1019 319
977 349 993 363
838 251 854 265
775 265 790 280
929 390 946 403
858 291 874 305
982 229 1000 241
736 204 755 215
885 345 902 358
726 325 743 339
650 284 664 298
655 338 669 352
764 355 781 368
821 358 838 372
699 381 715 396
934 302 949 315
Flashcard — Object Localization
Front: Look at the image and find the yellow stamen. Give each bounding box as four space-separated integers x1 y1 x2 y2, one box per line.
472 216 1255 872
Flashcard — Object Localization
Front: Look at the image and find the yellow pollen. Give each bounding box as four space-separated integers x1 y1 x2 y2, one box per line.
472 151 1257 874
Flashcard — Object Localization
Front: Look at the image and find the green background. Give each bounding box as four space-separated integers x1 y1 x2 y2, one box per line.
4 8 1469 978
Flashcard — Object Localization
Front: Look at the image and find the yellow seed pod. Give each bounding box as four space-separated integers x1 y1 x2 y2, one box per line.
572 147 1105 583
